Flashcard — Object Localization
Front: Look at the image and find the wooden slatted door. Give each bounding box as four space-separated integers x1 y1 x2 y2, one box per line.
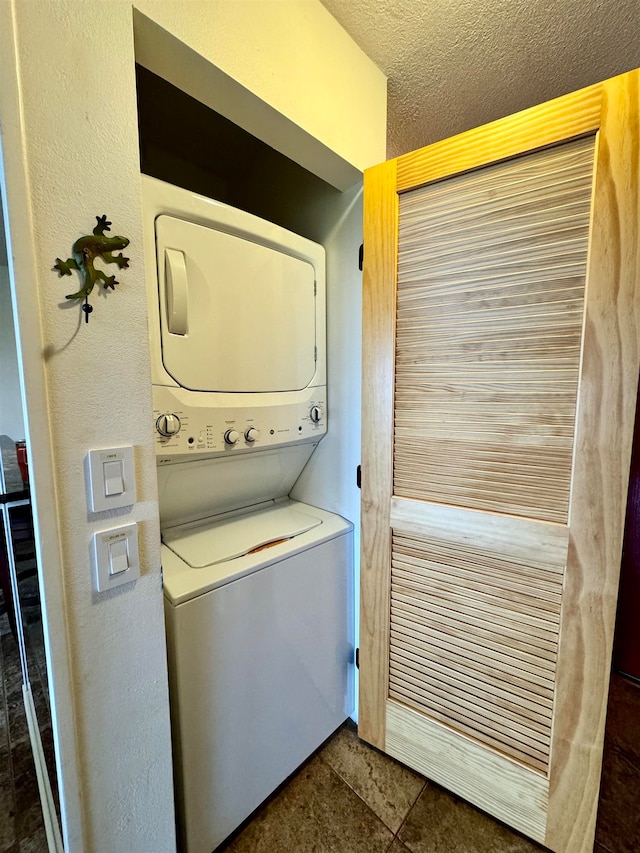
360 70 640 853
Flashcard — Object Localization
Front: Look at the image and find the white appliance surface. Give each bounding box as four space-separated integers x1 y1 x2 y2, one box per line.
162 498 350 605
164 503 353 853
156 443 317 528
156 215 317 393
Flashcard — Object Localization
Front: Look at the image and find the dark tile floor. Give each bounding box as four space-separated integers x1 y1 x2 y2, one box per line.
0 534 55 853
218 672 640 853
217 719 545 853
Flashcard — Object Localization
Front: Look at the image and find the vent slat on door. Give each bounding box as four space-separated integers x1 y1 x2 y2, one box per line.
388 642 553 722
390 606 556 681
390 666 551 745
394 137 595 523
389 528 566 773
390 625 555 701
391 593 558 660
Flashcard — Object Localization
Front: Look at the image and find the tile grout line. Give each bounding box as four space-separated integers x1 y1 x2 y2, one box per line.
318 734 431 853
389 779 430 852
316 753 398 842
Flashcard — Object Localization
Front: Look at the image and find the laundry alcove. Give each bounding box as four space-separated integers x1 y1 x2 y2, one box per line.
135 39 372 848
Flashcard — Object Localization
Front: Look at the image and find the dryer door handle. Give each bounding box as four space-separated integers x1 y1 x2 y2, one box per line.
165 248 189 336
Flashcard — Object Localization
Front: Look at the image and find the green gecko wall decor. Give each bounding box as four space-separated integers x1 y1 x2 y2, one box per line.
54 215 130 323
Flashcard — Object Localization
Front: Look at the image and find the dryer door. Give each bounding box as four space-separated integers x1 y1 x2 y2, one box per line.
155 215 318 392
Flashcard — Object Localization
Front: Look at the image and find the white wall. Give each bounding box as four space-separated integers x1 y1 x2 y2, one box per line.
0 264 25 440
290 182 365 719
134 0 386 184
0 1 386 850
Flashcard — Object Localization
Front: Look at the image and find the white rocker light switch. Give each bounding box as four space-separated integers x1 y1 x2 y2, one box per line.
108 537 129 575
93 523 139 592
103 459 125 497
86 447 136 512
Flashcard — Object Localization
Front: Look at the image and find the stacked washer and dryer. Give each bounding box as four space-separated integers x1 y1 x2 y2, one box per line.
142 177 353 853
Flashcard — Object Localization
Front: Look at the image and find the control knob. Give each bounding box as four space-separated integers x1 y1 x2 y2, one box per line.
224 429 240 446
309 406 322 423
245 427 260 443
156 413 181 437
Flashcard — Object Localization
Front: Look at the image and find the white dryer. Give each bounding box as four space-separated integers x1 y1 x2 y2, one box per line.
142 177 353 853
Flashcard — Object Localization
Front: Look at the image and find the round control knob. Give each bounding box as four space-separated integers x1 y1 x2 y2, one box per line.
310 406 322 423
156 413 181 437
224 429 240 445
245 427 260 443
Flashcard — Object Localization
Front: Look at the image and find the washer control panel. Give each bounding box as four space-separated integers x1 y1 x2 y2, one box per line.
153 385 326 463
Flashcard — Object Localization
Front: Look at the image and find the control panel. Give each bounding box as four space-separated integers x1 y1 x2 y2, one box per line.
152 385 327 464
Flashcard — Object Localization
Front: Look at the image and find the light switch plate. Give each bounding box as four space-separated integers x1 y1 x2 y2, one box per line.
86 446 136 512
92 522 140 592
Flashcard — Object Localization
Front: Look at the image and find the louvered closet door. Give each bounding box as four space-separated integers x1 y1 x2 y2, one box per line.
359 71 640 853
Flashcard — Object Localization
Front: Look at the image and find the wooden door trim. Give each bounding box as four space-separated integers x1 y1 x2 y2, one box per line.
544 69 640 852
396 81 603 192
359 158 398 748
390 497 570 568
385 700 549 842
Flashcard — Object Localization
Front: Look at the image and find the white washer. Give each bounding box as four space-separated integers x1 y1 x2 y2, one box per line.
162 499 353 853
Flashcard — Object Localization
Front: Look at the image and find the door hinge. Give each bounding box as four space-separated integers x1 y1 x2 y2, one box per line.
358 243 364 271
356 465 361 489
355 647 360 669
314 345 317 362
314 280 317 296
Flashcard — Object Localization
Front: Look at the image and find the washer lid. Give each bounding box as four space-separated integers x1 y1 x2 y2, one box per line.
162 501 323 568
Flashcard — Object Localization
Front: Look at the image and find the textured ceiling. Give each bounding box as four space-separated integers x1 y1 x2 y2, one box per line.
320 0 640 159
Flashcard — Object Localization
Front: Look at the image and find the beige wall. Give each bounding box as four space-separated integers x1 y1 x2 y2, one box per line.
0 1 386 850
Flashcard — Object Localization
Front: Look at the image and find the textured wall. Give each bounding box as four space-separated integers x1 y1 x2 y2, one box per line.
9 2 175 850
321 0 640 157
